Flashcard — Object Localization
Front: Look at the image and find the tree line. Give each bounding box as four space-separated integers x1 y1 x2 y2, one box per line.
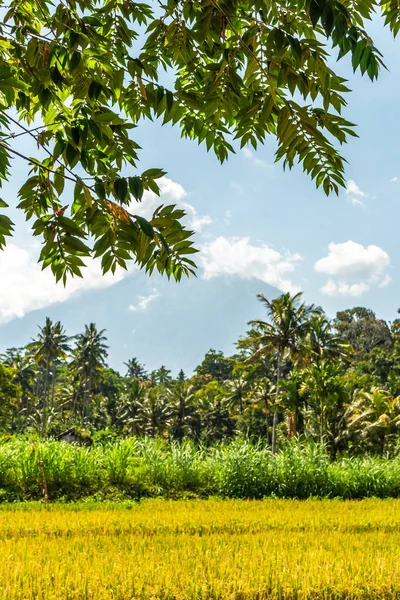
1 292 400 457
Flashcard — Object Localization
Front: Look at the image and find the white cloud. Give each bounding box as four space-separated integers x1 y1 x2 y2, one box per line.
0 244 128 324
320 280 370 297
390 176 398 183
200 236 302 293
349 196 365 209
128 289 159 312
129 177 212 233
315 241 391 297
345 180 367 209
379 274 392 288
243 147 271 169
181 202 213 232
346 180 366 197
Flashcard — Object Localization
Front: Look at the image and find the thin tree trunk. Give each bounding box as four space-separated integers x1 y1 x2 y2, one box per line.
42 358 50 437
44 358 50 409
265 413 270 445
72 383 80 420
272 349 283 454
51 364 56 410
288 411 296 438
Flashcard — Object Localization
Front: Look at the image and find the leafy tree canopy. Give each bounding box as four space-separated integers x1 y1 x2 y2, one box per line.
195 349 235 382
334 307 392 355
0 0 398 281
0 362 20 427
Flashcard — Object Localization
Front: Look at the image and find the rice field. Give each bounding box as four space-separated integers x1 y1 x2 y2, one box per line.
2 499 400 599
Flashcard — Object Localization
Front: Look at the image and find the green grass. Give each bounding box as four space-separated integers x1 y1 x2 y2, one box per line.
2 437 400 501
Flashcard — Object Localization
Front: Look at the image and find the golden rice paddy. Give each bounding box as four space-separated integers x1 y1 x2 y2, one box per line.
1 499 400 598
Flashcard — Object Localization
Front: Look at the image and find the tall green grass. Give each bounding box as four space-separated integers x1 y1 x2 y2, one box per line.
1 437 400 501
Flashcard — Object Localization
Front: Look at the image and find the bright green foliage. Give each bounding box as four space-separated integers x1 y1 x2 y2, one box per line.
0 1 398 280
0 363 20 428
346 387 400 454
4 439 400 501
195 349 235 382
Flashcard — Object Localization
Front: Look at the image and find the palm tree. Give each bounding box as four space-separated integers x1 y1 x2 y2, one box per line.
71 323 108 423
133 391 171 437
199 393 235 444
165 384 199 440
346 387 400 455
247 292 318 453
116 378 149 434
2 349 36 414
304 313 352 363
27 318 70 433
124 357 147 380
223 377 250 415
248 378 275 443
151 365 172 386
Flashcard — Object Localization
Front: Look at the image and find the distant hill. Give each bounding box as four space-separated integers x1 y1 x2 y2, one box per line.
0 273 278 375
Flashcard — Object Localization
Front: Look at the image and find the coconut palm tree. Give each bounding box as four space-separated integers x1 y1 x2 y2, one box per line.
200 394 235 444
116 378 149 435
346 387 400 455
27 318 70 433
151 365 172 386
223 377 250 415
133 390 171 437
165 384 199 440
304 313 353 363
248 378 275 443
2 349 36 415
71 323 108 423
124 357 147 380
247 292 318 453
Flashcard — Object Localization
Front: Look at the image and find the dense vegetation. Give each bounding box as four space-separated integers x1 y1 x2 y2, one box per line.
3 438 400 501
2 292 400 461
2 499 400 598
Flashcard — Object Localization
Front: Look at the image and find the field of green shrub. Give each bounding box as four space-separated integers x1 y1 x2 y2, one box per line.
2 438 400 502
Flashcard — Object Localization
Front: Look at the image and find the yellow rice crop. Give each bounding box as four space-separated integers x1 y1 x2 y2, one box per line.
1 499 400 599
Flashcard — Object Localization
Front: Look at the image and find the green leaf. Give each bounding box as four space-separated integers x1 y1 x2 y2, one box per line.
88 119 102 142
70 51 81 72
136 215 154 238
94 180 106 200
142 168 166 180
93 110 125 124
88 81 102 100
309 0 322 27
65 143 79 167
62 236 91 255
54 169 65 195
114 178 128 203
129 176 144 201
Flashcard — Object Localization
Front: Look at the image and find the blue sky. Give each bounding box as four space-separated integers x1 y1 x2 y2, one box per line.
0 18 399 375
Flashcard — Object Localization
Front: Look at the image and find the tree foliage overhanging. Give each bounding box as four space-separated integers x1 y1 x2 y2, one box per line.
3 292 400 458
0 0 398 280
